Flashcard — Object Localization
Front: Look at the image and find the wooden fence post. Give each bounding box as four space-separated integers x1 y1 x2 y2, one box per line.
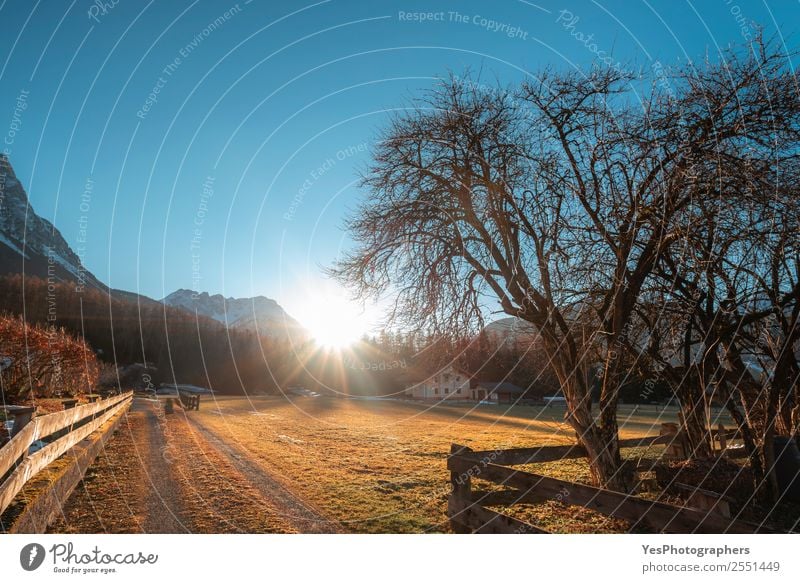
60 399 80 439
8 406 35 439
4 405 36 471
660 422 686 460
449 444 473 533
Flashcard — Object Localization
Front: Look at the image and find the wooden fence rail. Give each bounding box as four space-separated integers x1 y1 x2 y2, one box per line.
461 434 678 467
0 392 132 516
447 438 772 534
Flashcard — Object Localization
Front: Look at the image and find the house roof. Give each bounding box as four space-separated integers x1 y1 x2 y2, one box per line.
474 381 526 395
397 367 432 384
438 363 471 377
404 363 472 385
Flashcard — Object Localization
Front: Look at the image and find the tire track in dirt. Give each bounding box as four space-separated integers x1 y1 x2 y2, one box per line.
51 400 192 533
162 406 296 533
137 403 191 533
52 399 299 533
187 413 343 533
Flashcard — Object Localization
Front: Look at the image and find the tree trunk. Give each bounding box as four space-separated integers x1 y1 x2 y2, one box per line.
661 366 712 459
678 382 713 458
564 382 631 492
759 387 782 505
761 427 779 505
545 325 629 492
724 391 766 497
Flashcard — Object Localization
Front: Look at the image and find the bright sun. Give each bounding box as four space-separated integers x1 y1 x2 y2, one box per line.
299 286 374 349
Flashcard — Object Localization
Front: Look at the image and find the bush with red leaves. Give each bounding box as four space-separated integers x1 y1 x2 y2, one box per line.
0 314 99 403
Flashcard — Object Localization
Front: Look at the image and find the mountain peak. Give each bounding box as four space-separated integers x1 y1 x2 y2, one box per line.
161 288 305 340
163 288 278 304
0 156 102 289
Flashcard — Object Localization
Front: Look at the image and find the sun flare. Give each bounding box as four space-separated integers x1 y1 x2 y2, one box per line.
298 285 374 349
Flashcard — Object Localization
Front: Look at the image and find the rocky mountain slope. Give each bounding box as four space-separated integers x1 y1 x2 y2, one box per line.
161 289 306 340
0 154 102 289
0 155 306 341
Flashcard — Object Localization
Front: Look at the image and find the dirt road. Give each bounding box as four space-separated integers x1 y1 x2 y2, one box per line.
50 398 340 533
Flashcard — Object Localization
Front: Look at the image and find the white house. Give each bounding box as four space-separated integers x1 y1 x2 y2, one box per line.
405 364 471 399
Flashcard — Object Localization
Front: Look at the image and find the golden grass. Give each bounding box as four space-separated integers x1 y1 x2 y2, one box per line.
192 396 687 533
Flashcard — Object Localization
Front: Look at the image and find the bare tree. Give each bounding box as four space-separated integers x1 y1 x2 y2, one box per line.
642 40 800 501
331 40 799 493
330 68 671 490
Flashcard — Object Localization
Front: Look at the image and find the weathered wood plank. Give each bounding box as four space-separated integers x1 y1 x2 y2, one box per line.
674 482 732 518
0 406 35 438
463 444 587 466
0 393 131 480
0 423 36 483
462 434 674 467
449 444 473 533
448 495 548 533
447 455 769 533
470 489 552 507
8 403 130 533
32 392 130 440
0 396 131 514
618 434 675 448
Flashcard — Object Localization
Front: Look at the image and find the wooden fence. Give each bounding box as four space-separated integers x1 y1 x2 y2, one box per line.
0 392 132 516
447 430 772 534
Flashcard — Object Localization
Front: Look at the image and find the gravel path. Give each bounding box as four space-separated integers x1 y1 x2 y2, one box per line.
48 405 149 533
137 403 190 533
51 398 304 533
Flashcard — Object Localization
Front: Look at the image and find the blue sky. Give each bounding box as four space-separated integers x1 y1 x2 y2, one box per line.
0 0 796 328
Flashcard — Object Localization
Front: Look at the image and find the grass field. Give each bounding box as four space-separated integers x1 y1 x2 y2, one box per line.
191 396 707 533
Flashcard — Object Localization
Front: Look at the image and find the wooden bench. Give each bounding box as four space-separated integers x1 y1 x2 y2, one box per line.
153 391 201 412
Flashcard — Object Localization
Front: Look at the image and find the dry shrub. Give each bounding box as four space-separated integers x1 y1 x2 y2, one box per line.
0 313 99 403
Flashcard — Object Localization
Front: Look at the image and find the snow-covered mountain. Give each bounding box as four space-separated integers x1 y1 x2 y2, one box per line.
0 154 103 289
161 289 307 340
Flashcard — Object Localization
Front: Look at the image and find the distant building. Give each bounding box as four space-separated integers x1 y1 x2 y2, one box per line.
404 366 528 403
471 381 526 403
404 364 471 399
